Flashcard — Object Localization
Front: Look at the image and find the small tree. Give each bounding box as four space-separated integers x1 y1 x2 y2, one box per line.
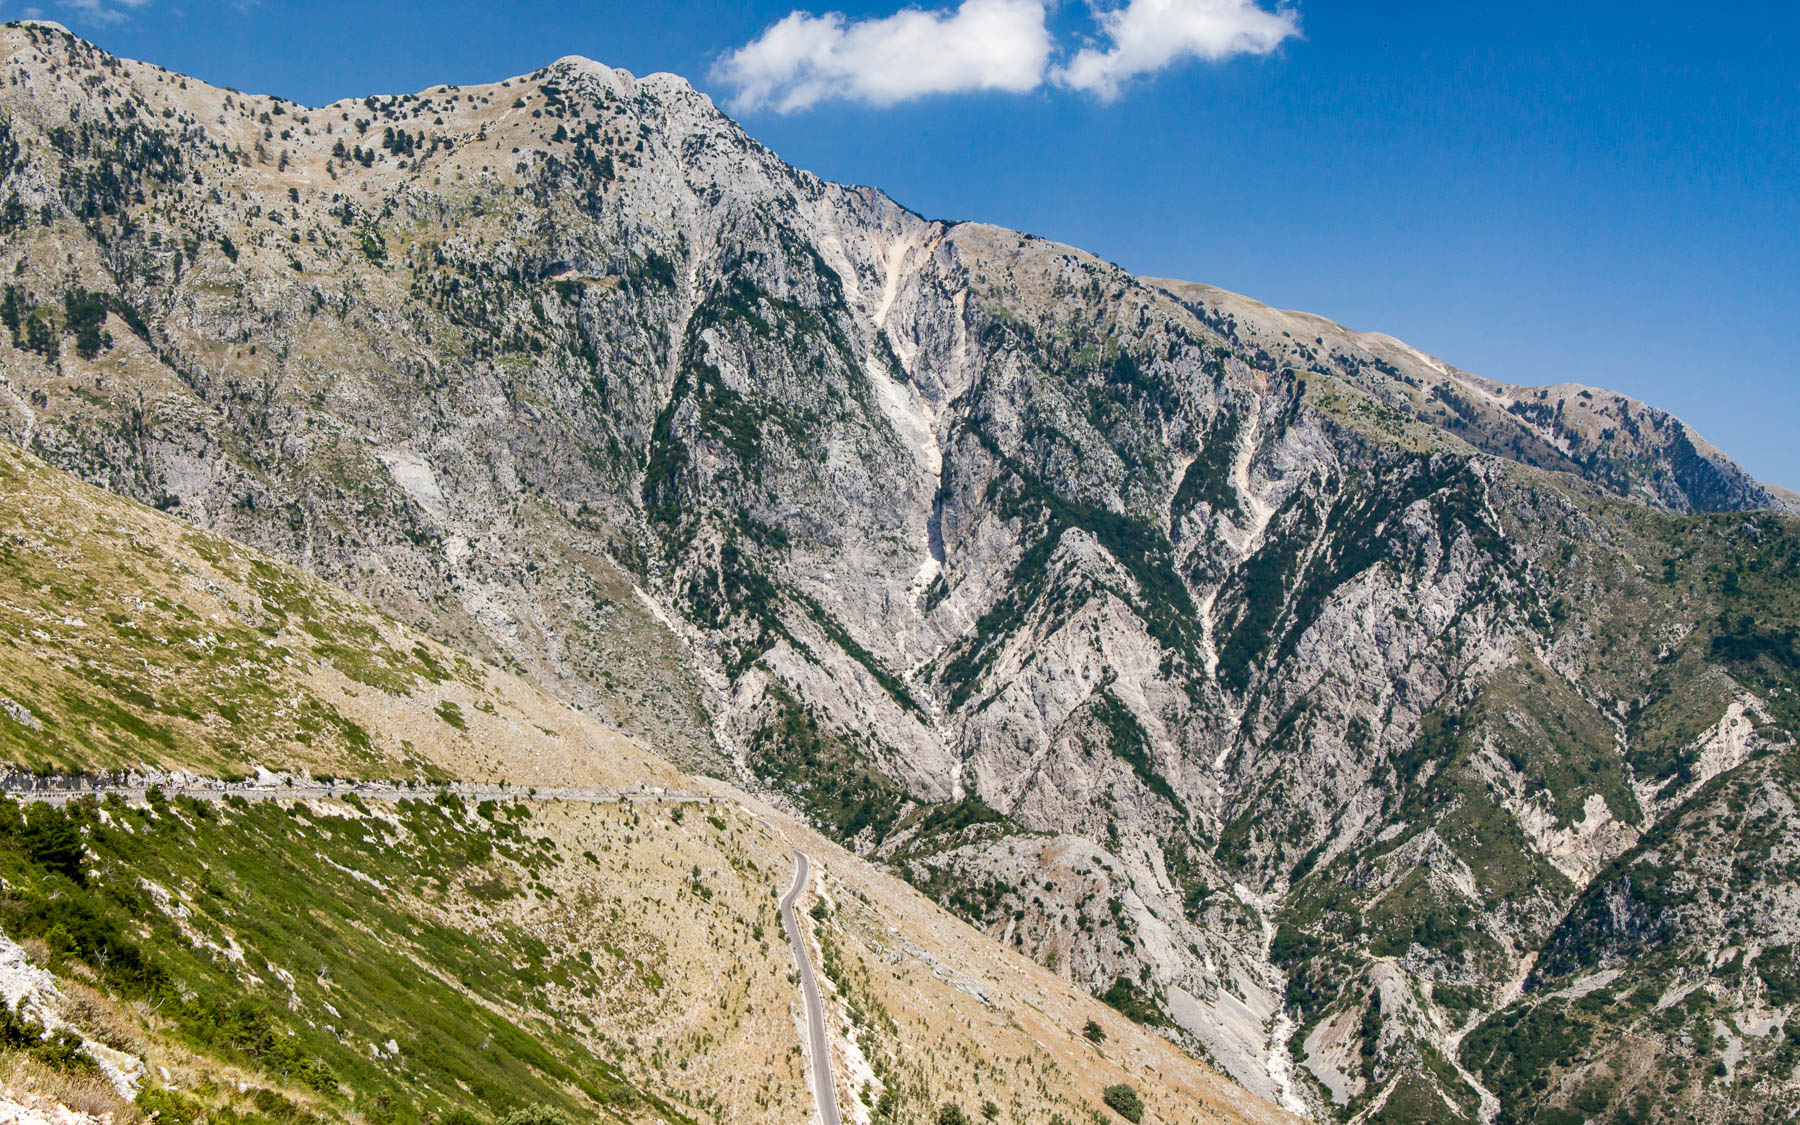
1082 1018 1107 1044
497 1106 572 1125
22 803 84 883
1102 1084 1143 1124
937 1104 970 1125
980 1100 1001 1120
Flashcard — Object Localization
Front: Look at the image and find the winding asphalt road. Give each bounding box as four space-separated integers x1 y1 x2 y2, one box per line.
0 778 721 807
779 849 841 1125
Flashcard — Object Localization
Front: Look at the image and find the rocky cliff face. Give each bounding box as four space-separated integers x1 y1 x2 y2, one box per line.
0 21 1795 1122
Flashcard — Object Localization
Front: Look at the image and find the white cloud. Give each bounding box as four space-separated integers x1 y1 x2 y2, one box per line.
713 0 1053 113
56 0 153 25
1055 0 1299 99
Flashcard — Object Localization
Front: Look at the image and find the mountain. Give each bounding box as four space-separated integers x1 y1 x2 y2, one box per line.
0 20 1795 1123
0 436 1290 1125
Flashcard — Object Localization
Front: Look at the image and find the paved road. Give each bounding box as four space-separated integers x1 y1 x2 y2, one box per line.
0 778 722 807
779 849 841 1125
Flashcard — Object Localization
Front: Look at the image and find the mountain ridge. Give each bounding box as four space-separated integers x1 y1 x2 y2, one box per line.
0 21 1796 1123
1146 277 1795 516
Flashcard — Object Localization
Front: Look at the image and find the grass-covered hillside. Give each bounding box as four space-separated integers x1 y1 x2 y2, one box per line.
0 436 676 789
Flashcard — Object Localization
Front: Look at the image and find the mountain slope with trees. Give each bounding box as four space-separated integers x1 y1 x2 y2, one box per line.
0 21 1794 1121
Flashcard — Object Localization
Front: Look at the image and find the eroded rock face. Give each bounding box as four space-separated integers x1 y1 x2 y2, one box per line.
0 23 1796 1121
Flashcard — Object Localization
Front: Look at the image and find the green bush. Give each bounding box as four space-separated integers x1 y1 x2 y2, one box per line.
496 1106 571 1125
31 1026 93 1072
0 1002 91 1071
136 1087 206 1125
937 1104 970 1125
1101 1084 1143 1123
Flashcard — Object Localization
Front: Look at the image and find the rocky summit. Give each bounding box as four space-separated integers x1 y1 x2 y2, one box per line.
0 20 1796 1124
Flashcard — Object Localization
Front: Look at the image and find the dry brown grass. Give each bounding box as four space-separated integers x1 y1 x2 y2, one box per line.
0 1054 140 1125
438 794 1299 1125
55 984 149 1059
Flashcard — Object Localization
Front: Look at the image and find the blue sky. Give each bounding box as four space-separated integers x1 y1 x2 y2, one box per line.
29 0 1800 489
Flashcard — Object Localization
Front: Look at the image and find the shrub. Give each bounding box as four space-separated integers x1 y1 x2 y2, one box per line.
137 1087 206 1125
496 1105 571 1125
31 1027 95 1072
0 1003 43 1050
1082 1018 1106 1044
937 1105 970 1125
1102 1084 1143 1123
